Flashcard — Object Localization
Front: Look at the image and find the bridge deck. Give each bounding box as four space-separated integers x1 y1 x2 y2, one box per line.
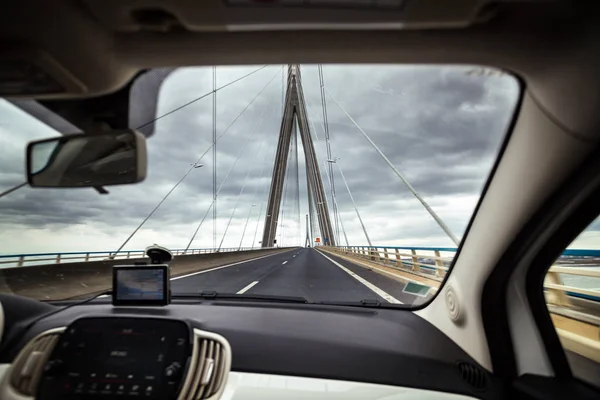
171 248 422 304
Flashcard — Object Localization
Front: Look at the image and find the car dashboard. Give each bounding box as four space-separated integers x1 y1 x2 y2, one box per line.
0 296 500 400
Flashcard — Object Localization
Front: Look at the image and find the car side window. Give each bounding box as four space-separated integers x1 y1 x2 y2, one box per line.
544 216 600 387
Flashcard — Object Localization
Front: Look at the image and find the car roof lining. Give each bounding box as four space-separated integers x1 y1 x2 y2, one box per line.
1 1 599 140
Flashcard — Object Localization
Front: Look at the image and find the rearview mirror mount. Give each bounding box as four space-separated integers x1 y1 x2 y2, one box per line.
26 129 147 188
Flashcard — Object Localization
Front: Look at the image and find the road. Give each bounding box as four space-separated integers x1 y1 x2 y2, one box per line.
170 248 420 304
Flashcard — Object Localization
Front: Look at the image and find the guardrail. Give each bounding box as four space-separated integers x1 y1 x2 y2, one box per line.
0 247 263 268
2 244 599 305
545 266 600 305
329 244 600 362
330 245 600 302
329 245 456 280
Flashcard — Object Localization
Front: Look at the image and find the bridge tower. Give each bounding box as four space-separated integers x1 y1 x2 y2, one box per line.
262 65 336 247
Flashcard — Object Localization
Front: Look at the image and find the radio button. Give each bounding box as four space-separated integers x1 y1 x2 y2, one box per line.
164 362 181 378
43 359 64 376
100 384 112 395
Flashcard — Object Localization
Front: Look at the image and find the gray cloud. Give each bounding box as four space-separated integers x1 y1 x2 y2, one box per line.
0 65 524 253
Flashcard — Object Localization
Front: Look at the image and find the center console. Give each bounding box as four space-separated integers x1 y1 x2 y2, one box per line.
37 317 192 399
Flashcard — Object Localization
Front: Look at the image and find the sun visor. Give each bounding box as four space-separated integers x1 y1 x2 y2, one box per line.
0 48 87 98
129 68 175 138
8 100 81 135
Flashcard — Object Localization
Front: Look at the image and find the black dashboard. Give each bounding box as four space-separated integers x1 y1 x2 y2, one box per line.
0 295 502 400
38 317 191 399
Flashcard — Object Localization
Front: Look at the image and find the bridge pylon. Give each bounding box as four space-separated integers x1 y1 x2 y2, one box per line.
262 65 336 247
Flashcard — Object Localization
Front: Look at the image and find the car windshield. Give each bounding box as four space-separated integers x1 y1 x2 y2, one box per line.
0 64 520 306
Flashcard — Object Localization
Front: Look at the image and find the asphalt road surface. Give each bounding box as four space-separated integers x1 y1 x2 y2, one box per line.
170 248 421 305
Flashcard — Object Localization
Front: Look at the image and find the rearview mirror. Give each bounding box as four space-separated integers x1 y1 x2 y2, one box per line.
26 130 147 188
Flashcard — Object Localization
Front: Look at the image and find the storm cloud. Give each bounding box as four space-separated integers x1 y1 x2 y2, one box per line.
0 64 532 254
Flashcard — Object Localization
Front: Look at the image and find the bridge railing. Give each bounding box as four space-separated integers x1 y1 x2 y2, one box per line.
545 266 600 306
328 245 600 303
327 245 600 361
328 245 456 280
0 247 262 268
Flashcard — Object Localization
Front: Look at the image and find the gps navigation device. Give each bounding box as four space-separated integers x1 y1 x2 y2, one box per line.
112 265 170 306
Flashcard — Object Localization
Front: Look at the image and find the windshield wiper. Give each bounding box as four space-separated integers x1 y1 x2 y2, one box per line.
172 290 308 304
317 299 408 308
172 292 405 308
313 299 382 307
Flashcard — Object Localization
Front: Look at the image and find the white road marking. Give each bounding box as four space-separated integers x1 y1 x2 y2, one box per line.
282 261 288 265
237 281 259 294
293 255 296 257
316 250 403 304
170 251 290 281
343 257 425 286
99 252 289 298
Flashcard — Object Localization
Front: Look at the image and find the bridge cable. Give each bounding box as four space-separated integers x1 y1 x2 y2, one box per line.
305 101 347 246
238 136 277 250
278 141 293 246
185 98 277 252
332 158 372 247
222 101 280 250
307 187 319 244
308 153 350 247
316 141 349 247
212 66 217 250
337 205 350 247
135 65 269 132
250 135 280 249
185 100 275 252
280 120 301 246
308 99 357 248
318 65 340 245
0 182 27 200
325 88 460 246
292 120 301 246
251 180 271 249
218 139 267 251
113 70 280 254
302 105 320 243
296 73 330 244
0 66 271 201
324 159 350 247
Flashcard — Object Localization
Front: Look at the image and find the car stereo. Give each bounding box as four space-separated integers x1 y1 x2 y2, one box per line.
37 317 191 400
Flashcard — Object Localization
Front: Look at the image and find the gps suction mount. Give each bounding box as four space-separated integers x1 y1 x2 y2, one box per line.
145 244 173 264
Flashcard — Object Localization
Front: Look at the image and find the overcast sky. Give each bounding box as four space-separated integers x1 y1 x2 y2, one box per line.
2 64 594 255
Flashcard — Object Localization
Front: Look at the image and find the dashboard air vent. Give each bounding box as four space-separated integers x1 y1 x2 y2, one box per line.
457 361 487 390
180 329 231 400
9 328 65 396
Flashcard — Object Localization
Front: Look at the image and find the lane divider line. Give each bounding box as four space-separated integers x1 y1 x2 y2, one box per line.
282 261 288 265
98 251 294 297
237 280 259 294
316 250 403 304
170 251 293 281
